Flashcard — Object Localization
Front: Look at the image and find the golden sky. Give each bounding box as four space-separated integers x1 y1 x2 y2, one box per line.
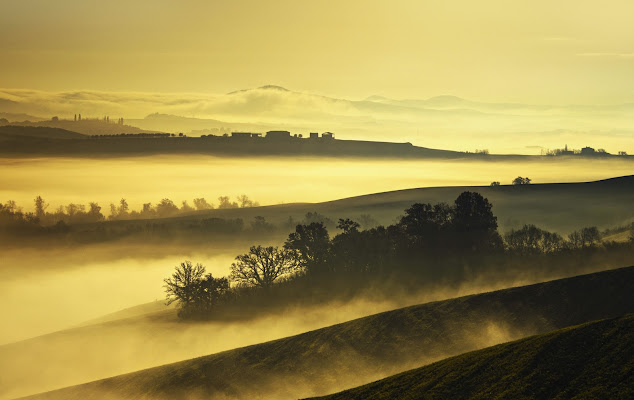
1 0 633 104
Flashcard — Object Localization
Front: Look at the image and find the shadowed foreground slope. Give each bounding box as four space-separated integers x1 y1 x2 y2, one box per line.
22 266 634 400
310 314 634 400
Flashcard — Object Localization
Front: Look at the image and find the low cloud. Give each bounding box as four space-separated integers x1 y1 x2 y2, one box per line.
1 87 633 154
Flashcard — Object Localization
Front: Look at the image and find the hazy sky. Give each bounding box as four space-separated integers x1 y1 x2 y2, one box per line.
1 0 633 104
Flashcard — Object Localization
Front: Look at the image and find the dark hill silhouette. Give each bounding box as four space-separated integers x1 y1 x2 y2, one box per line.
0 112 47 122
19 266 634 400
0 125 87 140
0 129 473 158
310 314 634 400
6 119 158 136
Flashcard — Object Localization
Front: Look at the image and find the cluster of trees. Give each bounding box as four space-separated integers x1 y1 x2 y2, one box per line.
504 225 600 254
164 262 230 318
0 195 261 226
108 194 259 220
512 177 532 185
543 146 628 157
164 191 628 319
490 177 532 186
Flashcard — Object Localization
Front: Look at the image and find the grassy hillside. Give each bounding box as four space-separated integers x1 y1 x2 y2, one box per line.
20 265 634 400
310 314 634 400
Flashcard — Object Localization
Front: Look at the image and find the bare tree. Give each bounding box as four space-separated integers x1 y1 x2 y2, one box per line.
237 194 259 208
230 246 301 288
164 261 206 307
218 196 238 209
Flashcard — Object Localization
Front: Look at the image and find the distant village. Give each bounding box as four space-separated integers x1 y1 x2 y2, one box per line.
2 114 630 157
212 131 335 140
544 144 628 157
91 129 337 141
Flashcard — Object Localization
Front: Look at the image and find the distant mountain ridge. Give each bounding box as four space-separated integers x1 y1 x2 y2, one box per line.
0 125 87 140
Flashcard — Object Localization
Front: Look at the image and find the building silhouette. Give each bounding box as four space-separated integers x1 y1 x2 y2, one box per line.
266 130 291 140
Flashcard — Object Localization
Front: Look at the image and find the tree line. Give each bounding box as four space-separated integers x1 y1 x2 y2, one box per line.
165 191 630 319
0 194 260 226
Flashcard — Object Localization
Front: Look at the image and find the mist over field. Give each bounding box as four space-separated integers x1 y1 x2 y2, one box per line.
1 263 618 399
1 155 632 212
2 1 633 399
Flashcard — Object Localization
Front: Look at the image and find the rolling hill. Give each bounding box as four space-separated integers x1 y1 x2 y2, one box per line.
0 125 87 140
17 265 634 400
79 175 634 235
309 313 634 400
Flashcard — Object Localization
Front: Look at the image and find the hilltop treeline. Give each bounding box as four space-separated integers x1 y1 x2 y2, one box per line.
165 191 634 319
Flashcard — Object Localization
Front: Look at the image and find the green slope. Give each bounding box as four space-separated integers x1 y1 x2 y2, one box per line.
21 266 634 400
310 314 634 400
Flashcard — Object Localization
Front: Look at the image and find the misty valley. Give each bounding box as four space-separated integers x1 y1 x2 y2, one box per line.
0 149 632 399
2 2 634 398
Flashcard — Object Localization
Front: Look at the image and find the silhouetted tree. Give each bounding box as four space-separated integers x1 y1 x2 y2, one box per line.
237 194 259 208
164 261 206 308
399 203 451 242
193 198 213 210
303 211 333 228
250 216 274 232
452 191 502 253
181 200 194 213
490 181 501 186
118 198 129 217
542 231 565 253
34 196 47 219
504 224 564 254
337 218 360 234
331 218 375 273
230 246 301 288
218 196 238 209
190 273 230 315
156 198 179 217
88 202 104 221
512 177 532 185
141 202 154 217
285 222 331 274
581 226 601 247
568 227 600 249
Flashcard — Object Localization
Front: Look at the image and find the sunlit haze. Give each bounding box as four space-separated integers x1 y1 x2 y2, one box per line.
1 2 632 400
2 1 634 104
